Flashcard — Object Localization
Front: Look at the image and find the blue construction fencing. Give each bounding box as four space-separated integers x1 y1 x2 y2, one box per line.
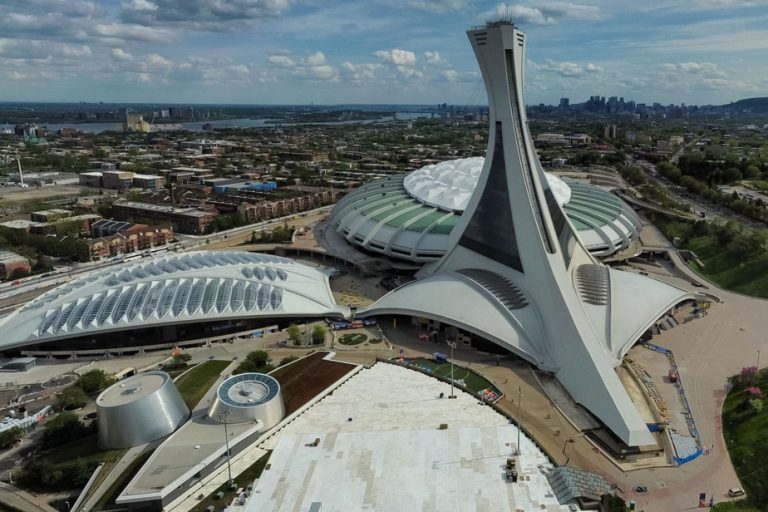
642 342 703 466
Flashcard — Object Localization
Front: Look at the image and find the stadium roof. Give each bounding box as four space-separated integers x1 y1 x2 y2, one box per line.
329 158 642 263
0 251 348 349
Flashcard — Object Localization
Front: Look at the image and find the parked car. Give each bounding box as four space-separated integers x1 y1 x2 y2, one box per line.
728 488 745 498
634 485 648 493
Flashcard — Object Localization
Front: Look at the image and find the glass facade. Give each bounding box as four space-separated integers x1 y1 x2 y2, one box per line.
459 122 524 273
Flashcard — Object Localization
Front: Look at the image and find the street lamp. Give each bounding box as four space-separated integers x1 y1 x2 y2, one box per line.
757 350 761 371
447 339 457 399
218 410 233 485
515 386 522 456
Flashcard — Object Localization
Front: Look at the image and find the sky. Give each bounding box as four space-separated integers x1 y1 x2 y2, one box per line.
0 0 767 106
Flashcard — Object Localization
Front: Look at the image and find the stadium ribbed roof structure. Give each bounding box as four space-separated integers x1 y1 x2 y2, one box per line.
329 157 642 262
0 251 348 348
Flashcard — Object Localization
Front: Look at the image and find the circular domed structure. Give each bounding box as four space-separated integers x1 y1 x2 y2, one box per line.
329 157 641 262
208 373 284 429
96 371 189 449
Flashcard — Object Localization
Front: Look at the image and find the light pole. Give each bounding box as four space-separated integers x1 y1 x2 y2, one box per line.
447 339 457 399
218 410 233 485
515 386 522 456
757 350 761 371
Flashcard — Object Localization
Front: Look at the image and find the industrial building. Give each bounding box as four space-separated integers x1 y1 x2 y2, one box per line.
96 371 190 449
356 22 700 448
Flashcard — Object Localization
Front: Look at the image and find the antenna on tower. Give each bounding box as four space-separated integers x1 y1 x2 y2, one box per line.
16 153 25 188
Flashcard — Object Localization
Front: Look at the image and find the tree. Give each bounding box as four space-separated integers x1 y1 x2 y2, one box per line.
43 412 88 448
312 324 327 345
57 386 87 411
233 350 274 374
287 324 302 345
749 398 764 414
0 427 23 449
75 369 113 394
172 353 192 365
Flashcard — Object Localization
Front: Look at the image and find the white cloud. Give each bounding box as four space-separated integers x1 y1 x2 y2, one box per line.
529 58 601 77
424 51 447 65
400 0 469 12
120 0 295 31
481 2 602 25
440 69 459 81
302 51 327 67
123 0 158 11
111 48 134 61
267 54 296 67
374 49 417 66
146 52 173 70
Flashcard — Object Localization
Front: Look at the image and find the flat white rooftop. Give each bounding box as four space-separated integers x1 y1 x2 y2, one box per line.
249 363 573 512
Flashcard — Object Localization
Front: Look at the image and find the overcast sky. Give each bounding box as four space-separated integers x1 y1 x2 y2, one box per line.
0 0 767 106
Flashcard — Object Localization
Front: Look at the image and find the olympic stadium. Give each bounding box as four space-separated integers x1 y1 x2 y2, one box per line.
328 157 642 263
0 251 348 351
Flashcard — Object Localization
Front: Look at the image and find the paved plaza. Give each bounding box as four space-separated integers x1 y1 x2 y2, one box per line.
249 363 573 512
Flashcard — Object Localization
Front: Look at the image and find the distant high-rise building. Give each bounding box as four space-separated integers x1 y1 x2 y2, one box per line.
559 97 570 108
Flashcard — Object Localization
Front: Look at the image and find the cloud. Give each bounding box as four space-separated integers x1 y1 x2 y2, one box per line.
146 53 173 70
266 50 336 80
267 55 296 67
529 58 602 77
440 69 459 81
0 38 92 62
660 62 726 77
424 51 447 65
120 0 294 31
111 48 135 61
374 49 418 66
399 0 469 12
339 62 382 81
481 2 602 25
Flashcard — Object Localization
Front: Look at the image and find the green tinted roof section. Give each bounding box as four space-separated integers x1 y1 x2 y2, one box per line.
429 214 459 234
369 201 421 223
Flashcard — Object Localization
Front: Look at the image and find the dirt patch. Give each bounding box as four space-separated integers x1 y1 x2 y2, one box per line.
270 352 354 414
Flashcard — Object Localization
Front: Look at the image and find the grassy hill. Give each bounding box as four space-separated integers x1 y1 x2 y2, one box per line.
687 236 768 299
723 97 768 113
717 369 768 510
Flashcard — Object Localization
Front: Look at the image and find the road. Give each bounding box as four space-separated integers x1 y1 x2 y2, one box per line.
0 205 333 308
632 157 764 229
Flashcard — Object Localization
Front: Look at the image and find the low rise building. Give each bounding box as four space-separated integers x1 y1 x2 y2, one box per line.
84 224 174 260
102 170 135 190
0 250 31 280
112 201 216 235
30 209 72 223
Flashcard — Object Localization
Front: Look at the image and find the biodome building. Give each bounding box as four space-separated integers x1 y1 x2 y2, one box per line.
329 157 642 263
0 251 348 351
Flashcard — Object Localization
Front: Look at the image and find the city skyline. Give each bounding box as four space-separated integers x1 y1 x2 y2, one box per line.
0 1 767 106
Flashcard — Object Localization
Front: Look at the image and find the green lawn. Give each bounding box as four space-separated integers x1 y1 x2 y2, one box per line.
46 435 123 465
720 368 768 510
175 360 231 408
407 358 501 396
338 333 368 345
93 449 154 509
686 237 768 299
